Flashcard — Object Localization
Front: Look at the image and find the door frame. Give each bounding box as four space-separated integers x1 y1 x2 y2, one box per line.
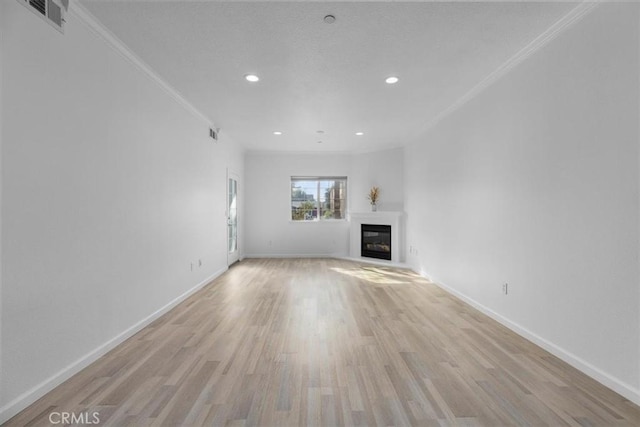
226 169 240 266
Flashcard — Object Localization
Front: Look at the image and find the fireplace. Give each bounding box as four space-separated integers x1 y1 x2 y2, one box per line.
350 212 403 263
361 224 391 260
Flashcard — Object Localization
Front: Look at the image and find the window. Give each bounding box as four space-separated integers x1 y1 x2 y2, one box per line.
291 177 347 221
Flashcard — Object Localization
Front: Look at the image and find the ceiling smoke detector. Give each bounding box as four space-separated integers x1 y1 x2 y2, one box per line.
324 15 336 24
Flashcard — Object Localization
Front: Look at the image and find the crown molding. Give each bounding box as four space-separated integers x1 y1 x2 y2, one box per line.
68 0 214 127
245 149 352 156
421 0 601 135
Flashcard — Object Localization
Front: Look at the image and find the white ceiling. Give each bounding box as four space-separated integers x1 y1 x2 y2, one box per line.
79 0 578 153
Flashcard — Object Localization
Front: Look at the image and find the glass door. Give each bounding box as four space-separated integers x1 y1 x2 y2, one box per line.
227 172 239 265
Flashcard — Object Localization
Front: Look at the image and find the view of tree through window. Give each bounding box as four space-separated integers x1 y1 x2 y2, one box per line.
291 177 347 221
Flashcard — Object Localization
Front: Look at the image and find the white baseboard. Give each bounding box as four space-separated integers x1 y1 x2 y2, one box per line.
336 256 409 270
0 267 228 424
416 268 640 407
245 254 409 269
244 253 346 259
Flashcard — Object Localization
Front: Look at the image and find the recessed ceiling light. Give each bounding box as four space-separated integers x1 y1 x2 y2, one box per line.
385 76 399 84
324 15 336 24
245 74 260 82
317 141 323 144
316 130 324 134
355 132 364 136
273 131 282 135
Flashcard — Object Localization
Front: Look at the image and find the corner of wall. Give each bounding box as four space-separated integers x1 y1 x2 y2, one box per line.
0 0 5 407
637 3 640 397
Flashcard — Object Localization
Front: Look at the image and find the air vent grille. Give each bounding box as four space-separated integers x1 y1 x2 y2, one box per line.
18 0 66 33
47 0 62 26
29 0 45 15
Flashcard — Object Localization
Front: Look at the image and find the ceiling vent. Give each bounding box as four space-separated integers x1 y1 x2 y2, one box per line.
209 128 219 141
17 0 68 33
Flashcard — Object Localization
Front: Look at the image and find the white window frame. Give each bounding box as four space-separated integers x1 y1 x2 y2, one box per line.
290 176 348 222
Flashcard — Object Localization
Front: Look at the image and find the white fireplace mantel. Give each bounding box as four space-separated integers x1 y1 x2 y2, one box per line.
348 211 405 263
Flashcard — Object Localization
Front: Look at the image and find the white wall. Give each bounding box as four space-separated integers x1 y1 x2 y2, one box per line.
350 148 404 212
0 1 244 421
245 152 351 257
0 0 4 405
244 148 404 257
404 2 639 403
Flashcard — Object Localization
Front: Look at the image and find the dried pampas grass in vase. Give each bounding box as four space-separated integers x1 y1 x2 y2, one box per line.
368 186 379 212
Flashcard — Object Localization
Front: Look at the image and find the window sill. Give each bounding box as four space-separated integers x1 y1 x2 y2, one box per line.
289 219 348 224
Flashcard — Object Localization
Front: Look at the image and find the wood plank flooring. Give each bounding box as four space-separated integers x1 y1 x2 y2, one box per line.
6 258 640 426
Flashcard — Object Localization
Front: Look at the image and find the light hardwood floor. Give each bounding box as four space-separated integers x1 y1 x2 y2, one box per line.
6 258 640 426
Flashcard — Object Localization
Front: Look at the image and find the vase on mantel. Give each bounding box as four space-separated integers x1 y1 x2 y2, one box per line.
371 203 377 212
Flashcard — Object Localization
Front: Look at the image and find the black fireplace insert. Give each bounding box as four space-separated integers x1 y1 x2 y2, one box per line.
361 224 391 260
